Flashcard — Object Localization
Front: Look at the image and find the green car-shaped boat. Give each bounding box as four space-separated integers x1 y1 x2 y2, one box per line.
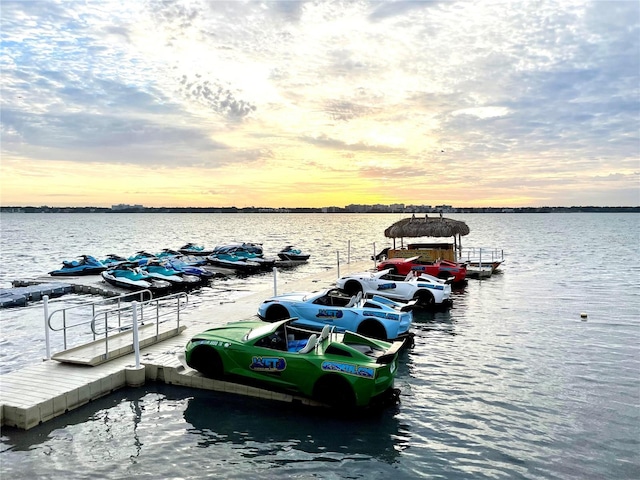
185 317 404 409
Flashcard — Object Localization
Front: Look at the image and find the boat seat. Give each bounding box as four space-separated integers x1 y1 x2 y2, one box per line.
345 295 357 308
318 325 331 343
355 291 363 306
298 334 317 354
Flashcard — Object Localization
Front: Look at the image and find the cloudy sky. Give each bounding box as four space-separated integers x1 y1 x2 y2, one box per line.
1 0 638 208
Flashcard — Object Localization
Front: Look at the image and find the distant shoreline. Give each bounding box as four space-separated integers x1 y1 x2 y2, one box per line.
1 206 638 214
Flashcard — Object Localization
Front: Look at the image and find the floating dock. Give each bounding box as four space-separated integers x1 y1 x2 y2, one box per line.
0 283 75 308
0 262 369 430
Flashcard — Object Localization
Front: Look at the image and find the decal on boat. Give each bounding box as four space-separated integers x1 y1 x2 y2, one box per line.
317 309 343 319
365 310 400 321
377 283 396 290
417 283 444 290
250 356 286 372
321 361 374 378
192 339 228 347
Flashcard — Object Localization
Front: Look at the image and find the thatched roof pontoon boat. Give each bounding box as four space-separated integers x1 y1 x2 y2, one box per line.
379 215 502 276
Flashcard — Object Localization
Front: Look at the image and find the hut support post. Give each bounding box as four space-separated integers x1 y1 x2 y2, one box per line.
373 242 377 270
453 236 457 262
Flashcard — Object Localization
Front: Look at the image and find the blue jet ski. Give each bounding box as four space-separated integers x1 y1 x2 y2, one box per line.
101 262 171 292
277 245 310 261
49 255 106 276
178 243 215 256
166 258 216 280
141 261 202 288
156 249 208 266
213 245 276 269
206 252 262 273
128 251 158 266
100 254 128 268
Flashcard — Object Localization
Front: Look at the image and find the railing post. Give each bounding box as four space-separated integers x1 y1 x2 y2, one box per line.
104 312 109 358
336 251 340 279
62 310 67 350
347 240 351 264
43 295 51 360
132 301 141 369
273 266 278 296
92 303 97 340
176 295 181 330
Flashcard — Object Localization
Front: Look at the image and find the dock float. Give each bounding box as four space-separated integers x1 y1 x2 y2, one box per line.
10 275 133 300
0 283 75 308
0 261 370 430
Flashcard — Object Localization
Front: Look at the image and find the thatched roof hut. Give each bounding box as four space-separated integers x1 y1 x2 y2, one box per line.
384 215 470 249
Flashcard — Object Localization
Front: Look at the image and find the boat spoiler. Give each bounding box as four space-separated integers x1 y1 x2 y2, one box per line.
376 339 404 364
370 294 417 311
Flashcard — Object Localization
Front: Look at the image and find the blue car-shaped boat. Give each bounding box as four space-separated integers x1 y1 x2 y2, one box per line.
257 288 414 341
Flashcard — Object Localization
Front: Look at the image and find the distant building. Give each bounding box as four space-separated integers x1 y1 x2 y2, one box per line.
435 204 453 213
111 204 144 211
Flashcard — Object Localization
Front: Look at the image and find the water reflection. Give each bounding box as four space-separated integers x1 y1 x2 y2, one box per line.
411 308 458 335
1 388 147 457
183 390 409 465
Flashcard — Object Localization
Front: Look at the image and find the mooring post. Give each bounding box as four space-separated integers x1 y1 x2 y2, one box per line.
43 295 51 360
132 301 141 369
273 266 278 296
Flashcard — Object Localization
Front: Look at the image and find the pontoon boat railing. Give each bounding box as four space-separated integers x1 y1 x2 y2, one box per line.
457 247 504 265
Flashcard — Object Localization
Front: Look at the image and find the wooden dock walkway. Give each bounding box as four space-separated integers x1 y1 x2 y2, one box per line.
0 261 372 430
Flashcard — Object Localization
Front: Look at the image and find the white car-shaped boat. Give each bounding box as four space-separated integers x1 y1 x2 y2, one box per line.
257 288 414 341
336 269 453 307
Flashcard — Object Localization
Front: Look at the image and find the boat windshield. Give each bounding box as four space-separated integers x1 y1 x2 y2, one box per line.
244 323 276 342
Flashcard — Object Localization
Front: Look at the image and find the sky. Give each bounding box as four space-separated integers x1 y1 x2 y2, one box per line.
1 0 639 209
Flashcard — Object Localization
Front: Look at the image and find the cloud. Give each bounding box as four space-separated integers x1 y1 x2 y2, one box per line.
178 74 256 121
0 0 638 207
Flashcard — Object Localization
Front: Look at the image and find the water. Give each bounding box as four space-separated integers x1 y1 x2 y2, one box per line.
1 212 639 479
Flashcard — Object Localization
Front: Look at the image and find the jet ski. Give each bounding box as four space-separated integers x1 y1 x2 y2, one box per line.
206 252 262 273
49 255 106 276
141 261 202 288
101 262 172 292
166 258 216 280
157 248 208 266
100 254 128 268
128 251 158 266
277 246 310 261
178 243 215 256
212 245 276 270
155 249 182 259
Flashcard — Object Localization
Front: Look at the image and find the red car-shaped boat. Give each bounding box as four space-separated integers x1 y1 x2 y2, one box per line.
376 256 467 284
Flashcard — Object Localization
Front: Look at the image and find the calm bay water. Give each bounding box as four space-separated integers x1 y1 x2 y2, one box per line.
0 212 639 479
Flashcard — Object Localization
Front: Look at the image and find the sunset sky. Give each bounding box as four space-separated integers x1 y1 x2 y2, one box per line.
1 0 638 208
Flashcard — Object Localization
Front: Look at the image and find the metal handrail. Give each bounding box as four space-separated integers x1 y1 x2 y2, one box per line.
91 291 187 335
90 292 188 361
44 290 153 359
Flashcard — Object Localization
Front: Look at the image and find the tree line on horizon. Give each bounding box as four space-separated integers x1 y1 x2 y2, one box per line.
1 205 638 214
